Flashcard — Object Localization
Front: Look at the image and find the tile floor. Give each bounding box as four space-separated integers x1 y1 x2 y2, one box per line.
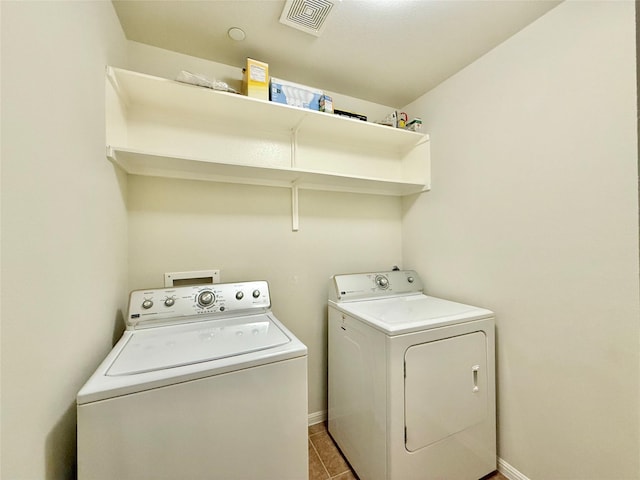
308 422 357 480
308 421 507 480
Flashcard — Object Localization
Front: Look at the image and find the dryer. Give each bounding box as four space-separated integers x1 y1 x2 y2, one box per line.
77 280 308 480
328 270 496 480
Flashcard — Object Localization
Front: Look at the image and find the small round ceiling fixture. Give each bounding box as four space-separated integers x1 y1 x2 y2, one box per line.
228 27 246 41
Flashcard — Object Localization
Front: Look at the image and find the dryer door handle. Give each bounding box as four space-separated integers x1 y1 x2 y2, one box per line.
472 365 480 393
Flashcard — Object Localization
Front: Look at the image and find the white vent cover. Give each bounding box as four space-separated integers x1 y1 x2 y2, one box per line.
279 0 338 37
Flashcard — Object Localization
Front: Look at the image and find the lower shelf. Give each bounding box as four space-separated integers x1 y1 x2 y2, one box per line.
106 146 429 196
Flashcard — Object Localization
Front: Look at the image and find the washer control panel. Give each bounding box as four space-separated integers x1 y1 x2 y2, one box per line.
330 270 423 302
127 281 271 329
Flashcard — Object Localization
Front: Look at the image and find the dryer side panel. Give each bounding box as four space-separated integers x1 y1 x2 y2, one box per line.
404 331 488 451
328 307 387 480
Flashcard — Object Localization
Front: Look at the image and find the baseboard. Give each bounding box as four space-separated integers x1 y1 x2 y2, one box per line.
308 410 327 426
498 458 530 480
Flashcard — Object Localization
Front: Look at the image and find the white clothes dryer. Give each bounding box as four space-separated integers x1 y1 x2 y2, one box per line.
328 270 496 480
77 280 308 480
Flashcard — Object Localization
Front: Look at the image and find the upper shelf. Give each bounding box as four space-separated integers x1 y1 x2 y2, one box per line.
106 66 428 152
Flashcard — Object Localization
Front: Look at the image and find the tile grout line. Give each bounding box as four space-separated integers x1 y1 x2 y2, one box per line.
309 429 354 480
309 434 332 480
323 431 352 479
330 461 352 479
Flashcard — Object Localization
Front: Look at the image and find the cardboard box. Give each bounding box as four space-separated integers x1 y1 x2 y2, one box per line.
320 95 333 113
270 77 322 111
405 118 423 132
242 58 269 100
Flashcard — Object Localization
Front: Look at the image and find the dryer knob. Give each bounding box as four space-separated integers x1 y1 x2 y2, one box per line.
164 297 175 307
236 291 244 300
252 289 261 299
142 299 153 309
376 275 389 289
407 276 414 283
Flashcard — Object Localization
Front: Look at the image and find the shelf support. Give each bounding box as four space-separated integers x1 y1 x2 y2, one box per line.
105 66 131 107
291 129 297 169
290 119 304 231
291 182 299 232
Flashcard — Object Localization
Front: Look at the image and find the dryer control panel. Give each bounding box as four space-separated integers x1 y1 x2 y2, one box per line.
329 270 424 302
127 281 271 329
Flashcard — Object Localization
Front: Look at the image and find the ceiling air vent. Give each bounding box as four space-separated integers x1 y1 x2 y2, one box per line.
279 0 338 37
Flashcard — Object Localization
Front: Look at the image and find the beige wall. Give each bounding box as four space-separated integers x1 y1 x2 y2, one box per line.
2 1 639 478
402 1 639 478
125 40 399 126
0 9 402 476
126 178 402 416
0 2 128 479
122 43 405 417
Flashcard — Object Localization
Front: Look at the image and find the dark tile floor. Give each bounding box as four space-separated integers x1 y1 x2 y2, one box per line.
308 422 507 480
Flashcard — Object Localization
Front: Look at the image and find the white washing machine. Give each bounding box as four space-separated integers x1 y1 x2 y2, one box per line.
77 280 308 480
328 270 496 480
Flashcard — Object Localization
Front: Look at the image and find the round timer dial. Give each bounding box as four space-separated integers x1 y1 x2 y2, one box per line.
375 275 389 289
197 290 215 308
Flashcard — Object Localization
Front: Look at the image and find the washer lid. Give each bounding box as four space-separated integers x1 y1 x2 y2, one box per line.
333 294 494 335
107 314 290 376
77 313 307 405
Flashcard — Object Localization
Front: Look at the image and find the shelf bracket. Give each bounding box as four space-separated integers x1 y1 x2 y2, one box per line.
105 66 131 107
291 129 297 169
291 182 299 232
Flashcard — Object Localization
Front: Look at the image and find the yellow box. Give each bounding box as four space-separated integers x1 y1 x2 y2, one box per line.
242 58 269 100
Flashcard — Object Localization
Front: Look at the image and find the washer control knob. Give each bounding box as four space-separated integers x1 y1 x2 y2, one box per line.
164 297 175 307
142 299 153 309
407 276 414 283
197 290 215 307
375 275 389 289
236 291 244 300
252 289 261 299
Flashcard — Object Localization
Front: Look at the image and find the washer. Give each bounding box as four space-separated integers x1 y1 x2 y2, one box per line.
328 270 496 480
77 280 308 480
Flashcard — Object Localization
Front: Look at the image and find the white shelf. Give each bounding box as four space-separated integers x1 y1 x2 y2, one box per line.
107 146 428 196
107 66 428 154
105 66 430 229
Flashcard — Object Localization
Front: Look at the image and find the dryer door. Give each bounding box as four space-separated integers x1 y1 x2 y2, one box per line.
404 331 488 451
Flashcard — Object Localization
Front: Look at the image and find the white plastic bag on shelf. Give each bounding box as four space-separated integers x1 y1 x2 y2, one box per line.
176 71 238 94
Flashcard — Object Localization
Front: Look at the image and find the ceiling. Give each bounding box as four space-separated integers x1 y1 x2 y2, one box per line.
112 0 561 107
